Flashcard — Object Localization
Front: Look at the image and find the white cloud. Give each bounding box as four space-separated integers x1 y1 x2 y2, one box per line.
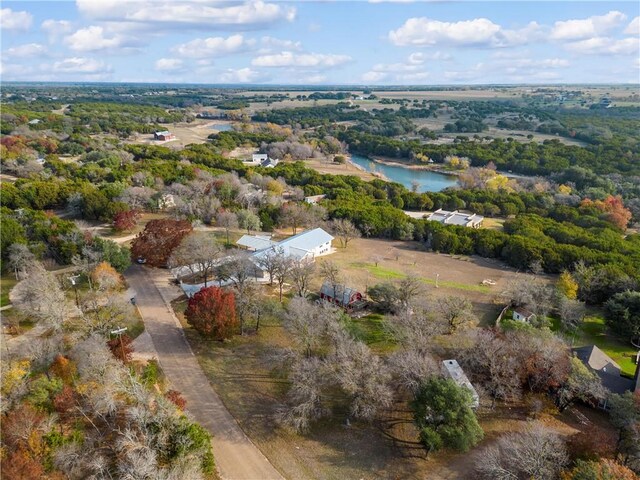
362 71 389 83
172 34 254 58
261 36 302 52
41 19 73 41
564 36 639 55
219 67 260 83
154 58 184 72
52 57 112 74
64 25 141 53
1 8 33 32
408 51 451 63
388 17 541 48
550 11 627 41
75 0 295 30
252 51 351 68
304 74 327 83
624 17 640 36
3 43 48 58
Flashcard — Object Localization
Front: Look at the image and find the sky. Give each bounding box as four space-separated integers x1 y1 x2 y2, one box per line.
1 0 639 85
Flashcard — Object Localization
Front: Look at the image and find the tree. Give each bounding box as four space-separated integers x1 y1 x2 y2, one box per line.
605 291 640 345
113 210 139 232
236 209 261 234
331 218 360 248
557 271 579 300
255 247 285 285
289 259 316 298
562 459 639 480
107 333 134 363
185 286 237 340
476 423 568 480
90 261 122 291
608 391 640 473
130 219 193 267
215 251 257 333
279 203 310 234
215 210 238 245
555 356 605 411
169 232 223 287
503 275 555 321
273 253 293 302
12 263 75 330
7 243 36 280
283 297 336 357
436 296 476 333
559 297 587 332
412 377 483 453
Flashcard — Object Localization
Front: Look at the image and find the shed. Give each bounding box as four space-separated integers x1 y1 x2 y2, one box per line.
512 307 536 322
442 359 479 408
319 282 363 309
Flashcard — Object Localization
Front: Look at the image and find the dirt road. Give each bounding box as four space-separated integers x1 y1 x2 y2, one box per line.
125 265 283 480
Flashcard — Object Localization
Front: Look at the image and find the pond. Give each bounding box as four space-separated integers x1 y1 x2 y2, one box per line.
209 122 233 132
349 154 457 192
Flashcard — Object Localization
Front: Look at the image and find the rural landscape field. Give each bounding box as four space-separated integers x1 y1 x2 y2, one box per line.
1 1 639 479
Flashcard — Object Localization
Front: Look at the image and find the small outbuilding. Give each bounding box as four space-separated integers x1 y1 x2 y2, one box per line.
154 130 175 141
512 307 536 323
319 282 363 310
442 359 479 408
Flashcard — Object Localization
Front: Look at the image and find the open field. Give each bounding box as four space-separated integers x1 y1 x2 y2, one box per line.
325 237 534 326
301 157 381 181
125 119 234 148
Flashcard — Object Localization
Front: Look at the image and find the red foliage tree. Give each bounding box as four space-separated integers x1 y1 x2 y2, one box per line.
53 385 77 419
130 219 193 267
107 333 134 363
1 448 45 480
165 389 187 410
185 286 237 340
580 195 632 231
113 210 140 232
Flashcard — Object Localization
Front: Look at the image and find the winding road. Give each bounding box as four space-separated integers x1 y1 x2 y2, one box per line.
125 265 283 480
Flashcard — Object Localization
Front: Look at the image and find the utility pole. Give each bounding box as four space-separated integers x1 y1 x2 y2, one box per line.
110 326 128 362
68 274 81 307
435 273 440 289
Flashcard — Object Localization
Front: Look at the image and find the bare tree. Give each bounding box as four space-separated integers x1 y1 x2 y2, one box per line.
279 203 311 234
435 296 476 333
273 254 293 302
237 209 262 234
555 356 605 411
397 276 424 312
502 275 555 321
331 218 361 248
558 297 586 333
12 263 76 330
169 232 223 287
289 259 316 298
283 297 336 357
7 243 36 280
216 251 258 332
475 423 569 480
388 349 438 394
215 210 238 245
255 247 285 285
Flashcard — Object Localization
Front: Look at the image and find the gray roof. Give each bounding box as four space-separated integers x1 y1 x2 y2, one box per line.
236 234 276 250
573 345 634 394
320 282 360 305
427 209 484 227
442 359 480 408
252 228 333 262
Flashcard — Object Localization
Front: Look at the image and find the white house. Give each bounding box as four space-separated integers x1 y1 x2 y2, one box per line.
512 307 536 323
304 194 326 204
442 359 479 408
427 209 484 228
245 153 268 166
236 234 276 251
247 228 335 264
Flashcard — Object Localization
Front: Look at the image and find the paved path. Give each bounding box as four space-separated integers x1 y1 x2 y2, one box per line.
124 265 283 480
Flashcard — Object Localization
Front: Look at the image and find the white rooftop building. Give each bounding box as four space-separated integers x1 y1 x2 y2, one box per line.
247 228 334 263
442 359 480 408
427 209 484 228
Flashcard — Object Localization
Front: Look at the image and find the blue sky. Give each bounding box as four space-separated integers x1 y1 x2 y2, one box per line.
1 1 639 84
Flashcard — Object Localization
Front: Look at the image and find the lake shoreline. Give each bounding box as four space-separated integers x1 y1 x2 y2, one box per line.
368 155 462 177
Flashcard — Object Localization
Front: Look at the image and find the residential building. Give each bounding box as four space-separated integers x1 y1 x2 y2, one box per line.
573 345 636 408
236 234 276 251
441 359 480 408
427 209 484 228
304 194 326 204
247 228 334 263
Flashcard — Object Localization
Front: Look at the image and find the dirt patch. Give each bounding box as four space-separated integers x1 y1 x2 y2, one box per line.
302 158 380 181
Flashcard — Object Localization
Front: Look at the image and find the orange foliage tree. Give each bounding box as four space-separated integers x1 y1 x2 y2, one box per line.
49 354 77 384
107 333 134 363
130 219 193 267
580 195 632 231
185 286 237 340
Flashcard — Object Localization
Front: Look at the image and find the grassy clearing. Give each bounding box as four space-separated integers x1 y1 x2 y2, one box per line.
342 313 396 353
1 275 18 307
351 262 491 293
482 218 505 231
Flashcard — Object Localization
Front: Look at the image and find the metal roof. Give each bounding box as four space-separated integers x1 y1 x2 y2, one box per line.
427 209 484 227
251 228 334 262
320 282 360 305
442 359 480 407
236 234 276 250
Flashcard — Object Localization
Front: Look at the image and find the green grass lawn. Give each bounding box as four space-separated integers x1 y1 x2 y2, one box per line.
1 275 18 307
351 262 491 294
342 313 396 353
